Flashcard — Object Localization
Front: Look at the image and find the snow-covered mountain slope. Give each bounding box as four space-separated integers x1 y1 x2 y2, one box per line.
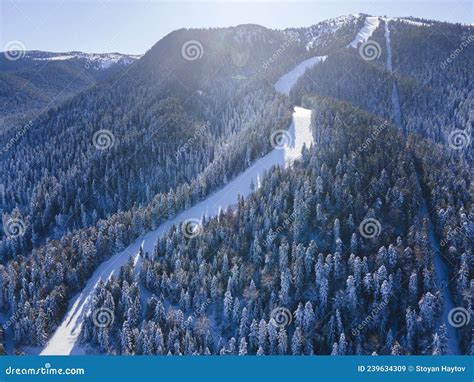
40 56 322 355
346 15 430 50
274 56 327 95
282 14 365 56
394 18 431 27
289 14 360 51
25 51 142 70
285 14 430 55
381 17 431 28
0 50 142 125
347 16 380 47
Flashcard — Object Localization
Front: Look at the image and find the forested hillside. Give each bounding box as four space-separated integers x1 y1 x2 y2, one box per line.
291 18 473 147
0 26 305 259
0 14 471 356
79 97 471 355
0 51 140 129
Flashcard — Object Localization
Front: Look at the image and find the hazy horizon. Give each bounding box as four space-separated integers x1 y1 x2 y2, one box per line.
1 0 472 55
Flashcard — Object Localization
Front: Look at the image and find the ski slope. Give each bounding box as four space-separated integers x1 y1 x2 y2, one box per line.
347 16 380 48
274 56 327 95
40 58 320 355
395 18 431 27
384 20 393 72
383 20 403 129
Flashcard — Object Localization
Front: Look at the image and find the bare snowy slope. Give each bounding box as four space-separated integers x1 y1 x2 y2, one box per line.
347 16 380 47
274 56 327 95
24 51 141 69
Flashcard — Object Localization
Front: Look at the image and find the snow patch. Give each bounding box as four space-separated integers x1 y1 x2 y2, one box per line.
384 20 393 72
302 14 359 51
384 20 403 128
347 16 380 48
381 17 431 27
274 56 327 96
29 52 142 70
35 54 77 61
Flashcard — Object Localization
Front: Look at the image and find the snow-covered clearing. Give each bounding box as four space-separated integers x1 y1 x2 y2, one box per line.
348 15 428 52
40 56 322 355
347 16 380 48
384 20 393 72
274 56 327 95
31 52 142 68
302 14 359 51
383 20 403 128
395 18 431 27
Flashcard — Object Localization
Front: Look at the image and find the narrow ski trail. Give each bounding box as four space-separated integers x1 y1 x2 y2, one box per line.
415 171 461 355
274 56 326 95
384 19 403 129
40 56 325 355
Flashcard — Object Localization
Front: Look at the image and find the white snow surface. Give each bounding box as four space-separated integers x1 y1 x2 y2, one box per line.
301 14 359 51
28 52 142 69
347 16 380 48
384 20 393 72
274 56 327 95
40 60 316 355
381 17 431 28
384 20 403 128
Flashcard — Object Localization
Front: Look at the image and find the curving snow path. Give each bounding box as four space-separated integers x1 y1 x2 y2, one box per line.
274 56 327 95
40 57 324 355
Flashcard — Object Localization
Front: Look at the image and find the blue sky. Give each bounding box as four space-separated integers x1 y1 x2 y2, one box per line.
1 0 472 54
